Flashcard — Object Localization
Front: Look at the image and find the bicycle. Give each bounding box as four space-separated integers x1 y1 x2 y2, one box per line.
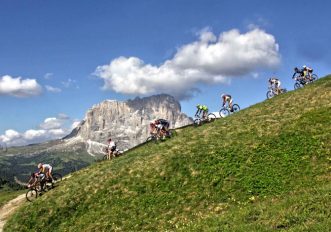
219 104 240 118
146 128 173 143
25 173 62 202
193 112 216 126
292 72 318 89
102 147 123 160
266 86 287 99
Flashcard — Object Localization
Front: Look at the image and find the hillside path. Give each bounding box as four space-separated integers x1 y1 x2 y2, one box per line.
0 194 26 232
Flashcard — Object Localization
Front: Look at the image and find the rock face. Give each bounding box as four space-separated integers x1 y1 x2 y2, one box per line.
65 94 192 150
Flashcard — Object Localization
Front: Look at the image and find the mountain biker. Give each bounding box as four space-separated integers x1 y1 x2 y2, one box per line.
38 163 53 182
293 67 304 80
195 104 208 119
268 77 281 94
221 94 233 112
302 65 313 81
154 119 170 136
293 66 313 82
27 172 46 189
107 138 117 158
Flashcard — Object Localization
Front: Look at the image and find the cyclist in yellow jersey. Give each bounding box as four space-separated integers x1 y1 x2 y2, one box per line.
302 65 313 81
38 163 53 181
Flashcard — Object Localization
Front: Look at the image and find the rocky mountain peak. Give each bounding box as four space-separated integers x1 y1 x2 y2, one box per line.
65 94 192 150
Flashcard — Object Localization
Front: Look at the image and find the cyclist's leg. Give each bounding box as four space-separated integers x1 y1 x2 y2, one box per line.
111 146 116 157
108 149 112 159
49 167 53 181
229 99 233 111
195 109 200 117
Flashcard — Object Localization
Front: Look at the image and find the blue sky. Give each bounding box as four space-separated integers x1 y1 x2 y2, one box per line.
0 0 330 146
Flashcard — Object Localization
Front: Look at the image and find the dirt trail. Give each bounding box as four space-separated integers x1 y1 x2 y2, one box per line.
0 174 71 231
0 194 26 232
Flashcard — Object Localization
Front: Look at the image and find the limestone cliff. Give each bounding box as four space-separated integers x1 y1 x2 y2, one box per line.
65 94 192 150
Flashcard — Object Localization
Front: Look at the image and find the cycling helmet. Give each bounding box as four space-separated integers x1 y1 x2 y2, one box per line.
37 163 42 169
221 94 225 98
303 65 307 69
294 67 299 72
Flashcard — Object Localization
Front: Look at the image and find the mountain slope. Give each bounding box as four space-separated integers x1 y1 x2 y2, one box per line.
5 76 331 231
0 94 192 186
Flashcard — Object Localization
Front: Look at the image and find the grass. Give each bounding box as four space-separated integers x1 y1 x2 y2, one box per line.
0 147 95 185
4 76 331 231
0 188 25 208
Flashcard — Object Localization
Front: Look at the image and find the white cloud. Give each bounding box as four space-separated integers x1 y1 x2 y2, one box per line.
45 85 62 93
44 73 53 80
0 114 78 147
0 75 42 97
24 129 47 140
58 113 70 120
0 130 21 143
62 78 79 89
71 120 81 130
95 28 280 100
39 117 63 130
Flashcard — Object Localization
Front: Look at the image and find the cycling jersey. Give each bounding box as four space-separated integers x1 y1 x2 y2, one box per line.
269 78 281 88
222 94 232 106
155 119 170 131
108 141 116 151
40 164 52 173
197 105 208 111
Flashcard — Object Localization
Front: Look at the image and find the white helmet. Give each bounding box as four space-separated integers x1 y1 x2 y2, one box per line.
221 94 225 98
303 65 307 68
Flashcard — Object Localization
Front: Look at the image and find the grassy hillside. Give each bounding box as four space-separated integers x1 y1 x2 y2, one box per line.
0 188 25 208
0 141 95 186
5 76 331 231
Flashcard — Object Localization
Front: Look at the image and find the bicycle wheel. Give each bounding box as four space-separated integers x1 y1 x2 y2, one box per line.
52 173 62 182
267 90 274 99
146 135 158 143
207 113 216 122
232 104 240 113
311 74 318 81
219 108 230 118
294 82 301 90
194 118 202 127
26 189 38 202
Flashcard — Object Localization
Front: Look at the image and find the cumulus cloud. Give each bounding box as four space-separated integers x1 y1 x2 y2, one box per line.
0 75 42 97
39 117 63 130
45 85 62 93
95 28 280 99
0 114 80 147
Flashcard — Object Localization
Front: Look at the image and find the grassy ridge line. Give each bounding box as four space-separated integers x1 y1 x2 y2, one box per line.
5 76 331 231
